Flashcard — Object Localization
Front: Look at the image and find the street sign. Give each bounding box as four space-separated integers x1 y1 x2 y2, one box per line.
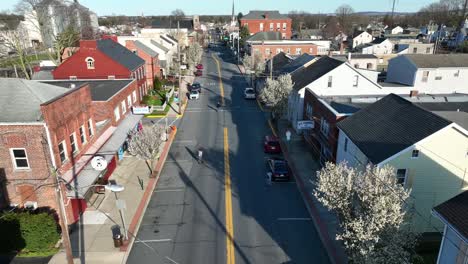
297 120 314 130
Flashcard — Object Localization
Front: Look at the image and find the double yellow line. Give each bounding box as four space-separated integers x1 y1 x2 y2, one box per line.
224 128 235 264
213 54 235 264
212 54 225 106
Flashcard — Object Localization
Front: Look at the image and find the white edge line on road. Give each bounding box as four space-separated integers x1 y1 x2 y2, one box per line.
277 218 312 221
134 238 172 243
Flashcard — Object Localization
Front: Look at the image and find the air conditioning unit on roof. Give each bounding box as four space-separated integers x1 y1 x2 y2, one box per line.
24 201 38 210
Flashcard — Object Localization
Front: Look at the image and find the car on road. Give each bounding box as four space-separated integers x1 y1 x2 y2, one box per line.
244 87 256 99
195 70 203 76
266 158 290 181
190 82 202 93
196 64 204 70
264 135 281 154
189 90 200 100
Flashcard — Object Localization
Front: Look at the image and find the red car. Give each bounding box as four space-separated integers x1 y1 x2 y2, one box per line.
194 70 203 76
196 64 204 70
264 135 281 154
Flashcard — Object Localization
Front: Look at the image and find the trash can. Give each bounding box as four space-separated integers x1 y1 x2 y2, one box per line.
113 234 123 247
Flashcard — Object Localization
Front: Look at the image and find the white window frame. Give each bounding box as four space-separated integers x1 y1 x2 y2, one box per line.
108 75 115 80
411 149 419 159
396 169 407 185
87 119 94 137
69 76 77 80
79 125 87 144
127 95 132 107
265 48 270 55
10 148 30 170
85 57 95 69
277 23 280 30
283 23 287 30
454 70 460 77
296 48 302 55
69 133 78 154
132 90 137 103
260 23 264 31
58 141 67 163
269 23 274 31
114 106 120 121
121 100 126 114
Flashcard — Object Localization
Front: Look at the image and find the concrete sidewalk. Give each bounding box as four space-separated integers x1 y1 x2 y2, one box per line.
167 76 194 118
49 127 178 264
274 118 348 264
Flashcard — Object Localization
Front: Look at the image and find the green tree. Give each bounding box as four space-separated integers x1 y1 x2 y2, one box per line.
153 76 163 90
237 12 243 25
239 25 250 45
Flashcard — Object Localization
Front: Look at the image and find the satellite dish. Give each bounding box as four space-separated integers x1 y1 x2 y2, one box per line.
91 156 108 171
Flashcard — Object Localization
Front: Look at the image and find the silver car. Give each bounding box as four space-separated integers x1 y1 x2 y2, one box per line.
244 88 256 99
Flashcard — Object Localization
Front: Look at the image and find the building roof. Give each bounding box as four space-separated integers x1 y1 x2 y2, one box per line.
370 37 387 44
42 79 134 101
160 35 175 46
433 111 468 130
246 31 282 42
97 39 144 71
242 10 289 20
166 35 178 43
403 54 468 68
269 52 293 74
352 30 367 38
291 56 343 89
333 54 378 61
0 78 69 122
150 40 170 53
337 94 452 164
433 191 468 240
279 53 316 74
134 40 159 57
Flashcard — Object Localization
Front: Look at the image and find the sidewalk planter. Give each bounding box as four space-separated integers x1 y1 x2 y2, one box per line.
113 234 123 247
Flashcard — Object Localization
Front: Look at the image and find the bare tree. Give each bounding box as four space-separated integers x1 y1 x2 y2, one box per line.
127 125 165 174
259 74 293 115
0 14 31 79
186 42 202 69
241 52 265 76
335 4 355 34
314 162 419 264
171 9 185 21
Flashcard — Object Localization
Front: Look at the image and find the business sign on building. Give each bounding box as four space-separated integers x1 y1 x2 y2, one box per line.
297 120 314 130
132 106 150 115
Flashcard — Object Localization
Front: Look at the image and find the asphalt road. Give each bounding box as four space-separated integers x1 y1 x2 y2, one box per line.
127 44 330 264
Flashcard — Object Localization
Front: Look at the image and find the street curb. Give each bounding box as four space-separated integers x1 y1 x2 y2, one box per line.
275 121 343 264
120 126 178 258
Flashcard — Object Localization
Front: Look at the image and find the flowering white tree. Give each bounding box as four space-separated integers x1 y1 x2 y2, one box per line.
314 162 419 264
259 74 293 115
127 125 165 174
186 42 202 69
241 52 265 76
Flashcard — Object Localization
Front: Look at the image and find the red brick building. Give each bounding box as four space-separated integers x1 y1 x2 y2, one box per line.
240 10 292 39
0 78 142 224
52 39 149 99
125 40 162 88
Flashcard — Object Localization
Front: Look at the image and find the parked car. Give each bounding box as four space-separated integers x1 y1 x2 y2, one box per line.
264 135 281 154
195 70 203 76
196 64 204 70
267 158 290 181
189 90 200 100
244 87 256 99
190 82 202 93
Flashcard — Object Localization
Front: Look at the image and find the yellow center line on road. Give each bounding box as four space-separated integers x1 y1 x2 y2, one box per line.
224 127 235 264
268 119 278 137
212 54 225 106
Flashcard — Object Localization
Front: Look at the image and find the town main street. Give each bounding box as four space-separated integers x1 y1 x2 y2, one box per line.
127 44 330 264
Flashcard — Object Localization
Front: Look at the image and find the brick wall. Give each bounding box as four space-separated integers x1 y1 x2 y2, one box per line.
241 18 292 39
125 41 162 89
251 43 318 60
41 85 96 173
0 124 58 210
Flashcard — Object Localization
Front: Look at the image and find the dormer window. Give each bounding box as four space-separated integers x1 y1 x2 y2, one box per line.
86 57 95 69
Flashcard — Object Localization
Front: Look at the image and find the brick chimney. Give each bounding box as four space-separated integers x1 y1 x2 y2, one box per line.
264 12 269 19
410 90 419 97
80 40 97 49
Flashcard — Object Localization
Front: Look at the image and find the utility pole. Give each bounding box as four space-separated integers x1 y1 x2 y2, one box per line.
391 0 397 25
237 31 240 65
54 175 74 264
177 21 182 115
270 54 273 79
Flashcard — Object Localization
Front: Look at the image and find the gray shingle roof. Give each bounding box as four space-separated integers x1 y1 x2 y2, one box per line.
150 40 170 53
242 10 289 20
134 40 159 57
42 80 134 101
279 53 316 75
433 191 468 240
246 32 282 42
160 35 175 46
333 54 378 61
291 56 343 89
433 111 468 130
337 94 452 164
269 52 293 75
166 35 178 43
97 39 145 71
0 78 69 122
404 54 468 68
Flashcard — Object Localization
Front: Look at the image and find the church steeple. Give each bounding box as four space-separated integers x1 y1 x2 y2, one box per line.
232 0 235 23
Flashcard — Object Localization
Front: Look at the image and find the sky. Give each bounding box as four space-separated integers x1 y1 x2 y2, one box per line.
1 0 438 16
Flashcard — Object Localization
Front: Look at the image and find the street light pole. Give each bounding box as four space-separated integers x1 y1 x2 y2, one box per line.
54 175 74 264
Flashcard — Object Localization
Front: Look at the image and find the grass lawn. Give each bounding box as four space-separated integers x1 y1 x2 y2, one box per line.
145 97 175 117
17 248 59 258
